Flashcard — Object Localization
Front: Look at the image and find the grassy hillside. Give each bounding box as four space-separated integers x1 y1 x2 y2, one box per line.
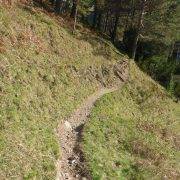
0 4 125 179
83 62 180 179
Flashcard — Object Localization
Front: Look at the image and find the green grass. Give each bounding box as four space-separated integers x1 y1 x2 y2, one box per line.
83 62 180 179
0 4 125 179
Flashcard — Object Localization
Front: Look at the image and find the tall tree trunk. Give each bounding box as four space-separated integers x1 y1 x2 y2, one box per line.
104 11 109 33
111 13 119 43
130 0 136 27
70 0 78 18
109 16 113 36
97 11 102 30
55 0 62 14
72 0 78 32
131 0 146 59
73 5 78 32
93 0 98 28
64 0 70 13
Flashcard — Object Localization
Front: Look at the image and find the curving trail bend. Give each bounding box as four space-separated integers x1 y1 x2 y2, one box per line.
55 85 124 180
56 60 129 180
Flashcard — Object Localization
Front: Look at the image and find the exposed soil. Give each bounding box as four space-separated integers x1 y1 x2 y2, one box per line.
56 60 128 180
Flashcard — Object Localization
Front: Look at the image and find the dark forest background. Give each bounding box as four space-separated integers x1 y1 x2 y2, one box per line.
7 0 180 97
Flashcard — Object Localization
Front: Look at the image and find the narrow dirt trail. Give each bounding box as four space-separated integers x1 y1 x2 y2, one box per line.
55 59 129 180
56 85 123 180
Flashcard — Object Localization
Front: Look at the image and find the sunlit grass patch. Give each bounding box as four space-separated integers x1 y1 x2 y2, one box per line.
82 62 180 179
0 4 124 179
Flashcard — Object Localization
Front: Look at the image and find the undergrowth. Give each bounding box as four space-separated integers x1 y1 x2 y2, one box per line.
83 62 180 179
0 4 124 179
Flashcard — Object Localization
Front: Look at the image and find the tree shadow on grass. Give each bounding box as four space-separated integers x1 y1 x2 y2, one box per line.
23 0 126 61
72 28 127 61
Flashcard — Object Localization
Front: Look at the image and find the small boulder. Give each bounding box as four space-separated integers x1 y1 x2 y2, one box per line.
64 121 72 131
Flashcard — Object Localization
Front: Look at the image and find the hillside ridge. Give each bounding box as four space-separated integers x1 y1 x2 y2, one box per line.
0 4 128 179
0 2 179 180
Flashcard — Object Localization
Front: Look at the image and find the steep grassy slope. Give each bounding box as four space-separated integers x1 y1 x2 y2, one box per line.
83 62 180 179
0 4 125 179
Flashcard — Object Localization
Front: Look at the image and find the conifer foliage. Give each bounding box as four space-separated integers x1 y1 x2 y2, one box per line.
48 0 179 60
